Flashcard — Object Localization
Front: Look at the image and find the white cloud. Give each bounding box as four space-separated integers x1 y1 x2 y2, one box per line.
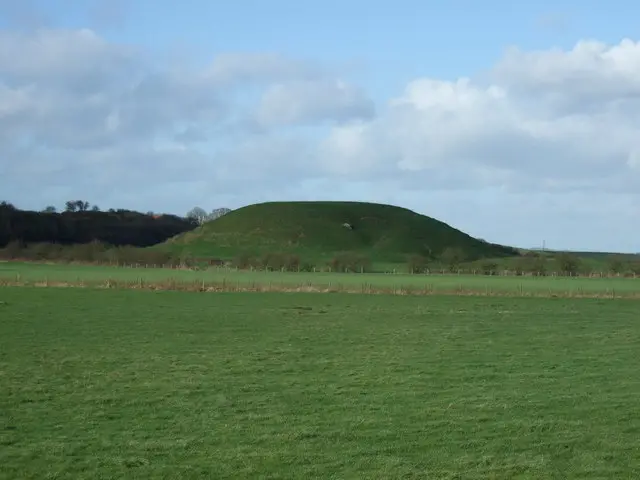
1 26 640 250
494 39 640 102
206 52 324 86
319 39 640 194
0 28 138 87
255 79 375 127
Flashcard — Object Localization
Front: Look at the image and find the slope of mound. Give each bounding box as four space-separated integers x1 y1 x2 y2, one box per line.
164 201 518 261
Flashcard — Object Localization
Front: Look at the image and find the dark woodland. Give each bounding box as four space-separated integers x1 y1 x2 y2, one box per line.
0 201 197 248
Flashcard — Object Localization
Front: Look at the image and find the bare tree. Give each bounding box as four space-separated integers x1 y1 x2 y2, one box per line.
186 207 208 225
209 207 231 221
186 206 233 225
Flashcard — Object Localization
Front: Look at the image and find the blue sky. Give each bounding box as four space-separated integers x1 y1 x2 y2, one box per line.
1 0 639 252
32 1 640 93
10 1 639 93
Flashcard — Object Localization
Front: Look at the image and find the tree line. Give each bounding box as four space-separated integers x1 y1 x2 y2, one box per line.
409 250 640 277
1 240 638 277
0 200 198 248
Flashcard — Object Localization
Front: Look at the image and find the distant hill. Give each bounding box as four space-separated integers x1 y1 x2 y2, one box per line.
544 250 640 260
162 201 519 262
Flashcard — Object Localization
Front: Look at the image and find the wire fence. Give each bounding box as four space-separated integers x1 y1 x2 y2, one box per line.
3 256 640 279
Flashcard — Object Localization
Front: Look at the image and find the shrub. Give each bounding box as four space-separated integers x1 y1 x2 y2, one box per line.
407 254 429 274
529 256 547 276
283 254 301 272
0 241 24 259
328 252 371 273
0 242 314 272
231 252 257 270
67 241 108 262
480 261 498 275
299 262 315 272
0 240 190 267
25 243 64 261
608 256 628 275
143 250 175 267
512 257 525 276
101 247 121 265
111 246 143 265
439 247 466 273
257 252 301 272
514 253 547 276
555 253 580 276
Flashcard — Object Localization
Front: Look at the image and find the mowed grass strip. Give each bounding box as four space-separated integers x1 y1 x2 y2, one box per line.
2 262 639 297
2 288 640 478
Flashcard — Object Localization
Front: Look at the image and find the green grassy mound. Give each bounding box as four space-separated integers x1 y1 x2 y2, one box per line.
162 201 518 262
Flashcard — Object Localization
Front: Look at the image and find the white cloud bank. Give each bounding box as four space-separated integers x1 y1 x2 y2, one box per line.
1 28 639 251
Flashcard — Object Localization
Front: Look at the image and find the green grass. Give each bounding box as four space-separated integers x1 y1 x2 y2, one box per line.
2 261 639 297
2 287 640 478
161 200 518 262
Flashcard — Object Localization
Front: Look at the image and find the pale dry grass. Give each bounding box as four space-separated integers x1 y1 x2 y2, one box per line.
0 277 633 299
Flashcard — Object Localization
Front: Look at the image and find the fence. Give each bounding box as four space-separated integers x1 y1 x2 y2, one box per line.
2 257 639 279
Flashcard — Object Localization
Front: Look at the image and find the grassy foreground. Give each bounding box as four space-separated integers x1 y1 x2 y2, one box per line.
2 288 640 478
1 261 639 297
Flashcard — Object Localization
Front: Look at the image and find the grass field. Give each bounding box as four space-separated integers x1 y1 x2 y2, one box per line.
2 287 640 478
1 261 639 297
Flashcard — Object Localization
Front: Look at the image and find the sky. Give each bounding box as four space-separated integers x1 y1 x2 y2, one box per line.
1 0 639 252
